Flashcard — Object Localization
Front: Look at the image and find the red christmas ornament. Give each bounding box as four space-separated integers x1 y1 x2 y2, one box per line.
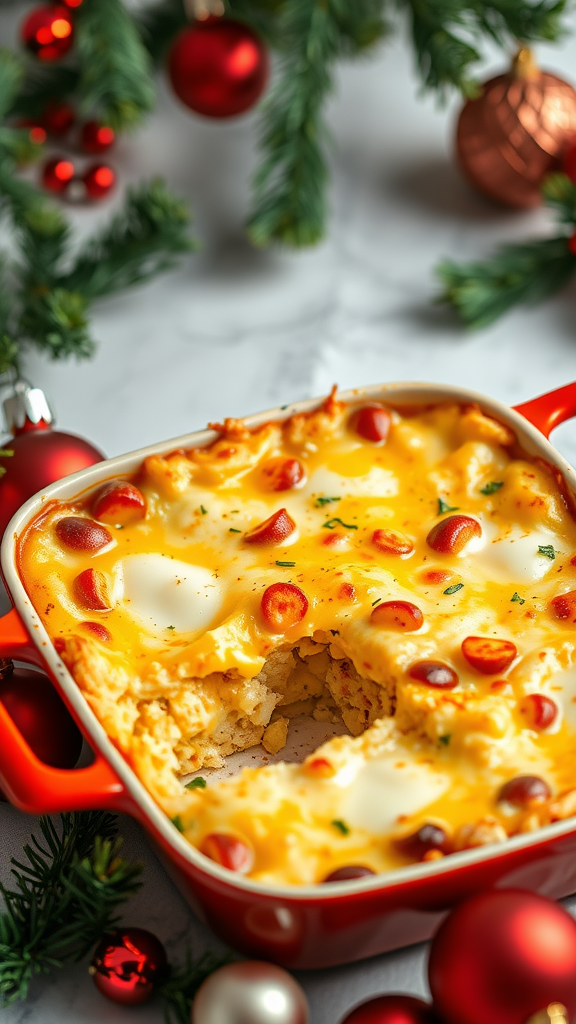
41 155 75 193
569 230 576 256
80 121 115 154
562 140 576 183
0 382 104 539
42 99 75 135
168 17 269 118
83 162 116 199
90 928 168 1005
341 995 440 1024
0 660 82 769
428 889 576 1024
21 5 74 61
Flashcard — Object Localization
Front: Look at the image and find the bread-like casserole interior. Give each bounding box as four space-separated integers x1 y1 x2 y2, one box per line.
17 391 576 885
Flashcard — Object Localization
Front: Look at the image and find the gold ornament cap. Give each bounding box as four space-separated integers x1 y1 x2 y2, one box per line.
526 1003 568 1024
512 47 540 80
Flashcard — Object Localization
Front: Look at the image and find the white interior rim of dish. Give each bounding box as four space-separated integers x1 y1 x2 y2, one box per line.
3 380 576 901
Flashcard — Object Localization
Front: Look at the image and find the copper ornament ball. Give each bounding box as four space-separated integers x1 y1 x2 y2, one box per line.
456 48 576 207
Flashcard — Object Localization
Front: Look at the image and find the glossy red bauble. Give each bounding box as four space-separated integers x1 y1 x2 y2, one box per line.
0 662 82 769
0 428 104 539
41 156 75 193
83 162 116 199
42 99 75 135
80 121 115 154
90 928 168 1005
341 994 440 1024
21 5 74 61
428 889 576 1024
168 17 269 118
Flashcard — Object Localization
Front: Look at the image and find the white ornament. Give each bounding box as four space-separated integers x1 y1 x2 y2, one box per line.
191 961 310 1024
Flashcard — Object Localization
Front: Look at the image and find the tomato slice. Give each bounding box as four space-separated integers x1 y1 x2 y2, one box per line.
73 568 111 611
426 515 481 555
244 508 296 545
461 636 517 675
92 480 146 524
351 403 391 442
200 833 254 873
261 582 308 632
371 600 423 631
261 457 305 491
55 516 112 552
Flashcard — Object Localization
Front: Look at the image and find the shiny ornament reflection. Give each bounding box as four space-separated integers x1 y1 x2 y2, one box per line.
191 961 309 1024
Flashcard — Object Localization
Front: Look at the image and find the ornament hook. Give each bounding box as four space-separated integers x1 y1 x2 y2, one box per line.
184 0 225 20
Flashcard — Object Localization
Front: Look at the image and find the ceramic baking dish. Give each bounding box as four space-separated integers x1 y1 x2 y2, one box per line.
3 380 576 970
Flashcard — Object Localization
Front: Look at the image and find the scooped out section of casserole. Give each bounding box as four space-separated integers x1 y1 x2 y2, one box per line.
17 390 576 886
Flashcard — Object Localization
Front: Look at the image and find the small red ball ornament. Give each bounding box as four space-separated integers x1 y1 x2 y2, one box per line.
0 661 82 769
0 382 104 539
428 889 576 1024
341 995 440 1024
168 17 269 118
42 99 75 135
41 156 75 193
83 162 116 199
90 928 168 1005
80 121 115 154
21 5 74 61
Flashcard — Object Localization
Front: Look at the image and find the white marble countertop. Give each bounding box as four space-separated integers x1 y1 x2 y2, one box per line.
3 2 576 1021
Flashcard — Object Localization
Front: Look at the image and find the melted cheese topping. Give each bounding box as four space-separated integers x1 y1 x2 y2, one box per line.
17 396 576 886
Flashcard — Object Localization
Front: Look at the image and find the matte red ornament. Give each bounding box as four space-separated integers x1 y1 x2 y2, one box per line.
341 994 440 1024
21 5 74 61
90 928 168 1005
83 162 116 199
0 661 82 769
80 121 115 154
42 99 75 135
168 17 269 118
41 155 75 193
428 889 576 1024
456 49 576 208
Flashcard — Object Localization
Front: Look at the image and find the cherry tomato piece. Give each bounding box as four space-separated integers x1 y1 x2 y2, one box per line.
55 516 112 552
200 833 254 874
520 694 558 730
261 582 308 632
372 529 414 556
461 636 517 675
351 403 391 443
91 480 146 525
73 568 111 611
498 775 551 808
261 456 305 491
550 591 576 623
420 569 453 585
244 508 296 546
426 515 481 555
394 824 448 861
322 865 376 883
370 600 423 631
80 621 112 642
408 661 459 689
306 757 335 777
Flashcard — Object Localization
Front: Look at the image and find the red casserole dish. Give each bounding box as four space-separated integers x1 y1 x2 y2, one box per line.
2 379 576 970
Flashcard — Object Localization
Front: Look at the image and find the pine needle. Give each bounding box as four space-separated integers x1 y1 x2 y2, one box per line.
159 951 233 1024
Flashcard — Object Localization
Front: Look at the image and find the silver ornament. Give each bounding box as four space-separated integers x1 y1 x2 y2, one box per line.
191 961 310 1024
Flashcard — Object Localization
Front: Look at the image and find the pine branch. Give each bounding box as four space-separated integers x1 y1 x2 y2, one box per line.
159 951 233 1024
7 65 80 124
61 178 197 299
0 813 142 1005
437 236 576 328
0 47 22 120
74 0 156 131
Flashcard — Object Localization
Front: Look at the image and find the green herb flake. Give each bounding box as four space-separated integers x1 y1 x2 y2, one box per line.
438 734 451 746
200 505 207 515
229 528 241 533
323 517 358 530
443 583 464 596
316 496 341 507
372 598 382 606
511 592 525 605
276 560 296 567
538 544 556 560
480 481 504 496
185 777 207 790
171 815 185 832
437 498 459 515
166 625 175 631
331 819 350 836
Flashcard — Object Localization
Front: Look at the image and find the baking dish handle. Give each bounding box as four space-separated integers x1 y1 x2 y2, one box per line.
514 381 576 439
0 608 128 814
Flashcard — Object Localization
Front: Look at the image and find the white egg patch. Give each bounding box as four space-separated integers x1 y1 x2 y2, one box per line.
308 466 399 499
478 527 566 585
118 553 223 634
339 754 449 833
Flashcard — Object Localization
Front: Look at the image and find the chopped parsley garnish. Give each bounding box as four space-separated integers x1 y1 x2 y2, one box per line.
437 498 459 515
538 544 556 560
372 598 382 606
200 505 207 515
480 481 504 495
438 734 451 746
229 527 241 533
316 496 341 507
166 625 175 631
323 517 358 530
331 819 350 836
511 592 525 605
171 815 185 832
443 583 464 596
0 449 14 478
185 777 207 790
276 560 296 567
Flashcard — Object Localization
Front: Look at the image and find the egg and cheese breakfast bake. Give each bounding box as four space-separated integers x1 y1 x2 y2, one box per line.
18 389 576 886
